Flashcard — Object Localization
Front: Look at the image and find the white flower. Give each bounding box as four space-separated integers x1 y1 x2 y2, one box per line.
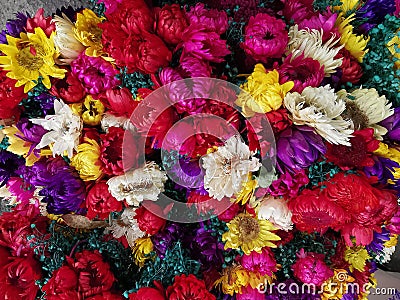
201 135 261 200
257 196 293 231
337 88 393 140
105 208 145 248
107 162 167 206
284 85 353 145
52 14 85 64
31 99 82 158
287 25 343 76
101 112 136 133
375 245 396 264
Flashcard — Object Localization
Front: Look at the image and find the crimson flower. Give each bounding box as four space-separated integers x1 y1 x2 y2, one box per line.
155 4 189 45
166 274 216 300
86 181 123 220
0 70 26 119
129 281 166 300
26 8 55 37
50 70 86 104
134 202 166 235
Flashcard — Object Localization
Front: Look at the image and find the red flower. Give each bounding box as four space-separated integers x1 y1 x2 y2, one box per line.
86 181 123 220
0 247 10 268
134 202 166 235
325 128 379 170
50 70 86 104
265 108 292 135
73 250 115 298
217 202 241 222
86 291 124 299
129 281 166 300
155 4 189 45
26 8 55 37
103 88 138 118
166 274 216 300
0 256 41 300
336 48 363 84
100 127 140 175
42 265 80 300
0 70 26 119
289 189 348 233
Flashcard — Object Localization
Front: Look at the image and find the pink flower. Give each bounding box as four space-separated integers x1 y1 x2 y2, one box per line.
241 13 288 62
267 169 309 199
236 285 265 300
181 24 230 63
282 0 314 24
241 247 277 276
187 3 229 34
26 8 55 37
299 10 339 42
179 54 212 78
292 249 333 286
99 0 122 15
277 54 325 93
387 208 400 234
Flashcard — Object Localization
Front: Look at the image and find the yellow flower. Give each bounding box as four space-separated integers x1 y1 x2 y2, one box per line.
335 13 369 62
2 126 41 166
387 33 400 69
321 269 355 300
71 95 105 126
0 28 66 92
74 9 105 57
374 142 400 180
234 174 258 206
70 137 102 181
222 213 280 255
132 237 154 267
385 234 398 248
344 245 371 272
236 64 294 117
333 0 360 13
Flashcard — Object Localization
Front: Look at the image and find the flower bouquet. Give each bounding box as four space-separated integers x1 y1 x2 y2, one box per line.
1 0 400 299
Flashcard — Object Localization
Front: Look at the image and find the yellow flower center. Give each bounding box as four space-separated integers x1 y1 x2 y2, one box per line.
16 43 44 71
238 216 260 243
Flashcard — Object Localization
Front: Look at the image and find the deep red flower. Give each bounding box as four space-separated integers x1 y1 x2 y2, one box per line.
100 127 140 175
155 4 189 45
135 202 166 235
217 203 241 222
0 70 26 119
26 8 55 37
86 181 123 220
86 291 124 299
73 250 115 298
0 247 10 268
0 256 41 300
325 128 380 170
282 0 314 24
289 189 349 233
50 70 86 104
42 265 80 300
103 88 138 118
336 48 363 84
129 281 166 300
264 108 293 134
166 274 216 300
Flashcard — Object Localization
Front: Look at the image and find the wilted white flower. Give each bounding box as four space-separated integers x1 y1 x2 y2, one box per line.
31 99 82 158
107 162 167 206
337 88 393 140
105 208 145 247
257 196 293 231
287 25 343 76
201 135 261 200
284 85 353 145
53 14 85 64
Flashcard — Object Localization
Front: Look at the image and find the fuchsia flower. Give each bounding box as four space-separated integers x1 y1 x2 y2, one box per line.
236 285 265 300
282 0 314 24
241 13 288 62
26 8 55 37
241 247 277 276
299 10 339 42
187 3 228 34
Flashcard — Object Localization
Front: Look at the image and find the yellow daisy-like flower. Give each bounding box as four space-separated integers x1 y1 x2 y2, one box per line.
321 269 355 300
236 64 294 117
387 33 400 69
374 142 400 181
335 13 369 62
132 237 154 267
71 95 105 126
234 174 258 206
0 27 66 92
70 137 102 181
74 8 105 57
2 126 41 166
385 234 398 248
344 245 371 272
333 0 360 13
222 213 280 255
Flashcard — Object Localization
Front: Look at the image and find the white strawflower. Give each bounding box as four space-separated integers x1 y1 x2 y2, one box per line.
31 99 82 158
101 112 136 133
201 135 261 200
107 162 167 206
105 208 145 248
337 88 393 140
287 25 343 76
284 85 353 145
52 14 85 64
376 246 396 264
257 196 293 231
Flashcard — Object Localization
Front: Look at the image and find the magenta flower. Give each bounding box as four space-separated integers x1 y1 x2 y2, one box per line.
187 3 228 35
277 54 325 93
299 10 339 42
267 169 309 199
181 24 230 63
292 249 333 286
71 53 120 95
282 0 314 24
241 247 277 276
241 13 288 62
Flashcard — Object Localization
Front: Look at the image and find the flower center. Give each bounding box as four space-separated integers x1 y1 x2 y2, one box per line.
238 216 260 243
16 44 44 71
342 100 369 130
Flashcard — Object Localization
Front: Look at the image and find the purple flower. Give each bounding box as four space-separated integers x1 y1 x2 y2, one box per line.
0 151 25 187
0 12 30 44
151 222 184 258
187 3 228 35
380 107 400 143
356 0 395 33
366 228 391 253
364 156 400 196
276 126 326 172
71 52 120 95
165 155 204 189
15 118 47 157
